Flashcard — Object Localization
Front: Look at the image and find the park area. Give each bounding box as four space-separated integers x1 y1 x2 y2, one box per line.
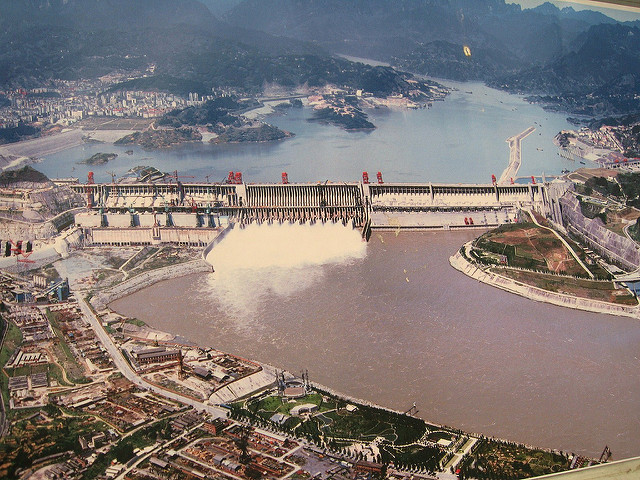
231 387 582 477
232 389 458 472
457 439 570 480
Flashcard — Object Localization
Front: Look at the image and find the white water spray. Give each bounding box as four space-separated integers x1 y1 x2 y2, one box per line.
203 222 367 322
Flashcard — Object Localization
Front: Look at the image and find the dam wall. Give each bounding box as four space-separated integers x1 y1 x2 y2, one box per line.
366 182 554 229
68 180 569 239
367 183 545 209
241 183 365 224
82 226 223 247
370 208 516 230
0 207 81 246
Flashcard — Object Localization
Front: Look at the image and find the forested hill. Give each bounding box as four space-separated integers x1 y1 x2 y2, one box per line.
223 0 616 76
0 0 214 30
490 23 640 115
0 0 322 91
223 0 640 115
0 0 435 98
2 0 639 116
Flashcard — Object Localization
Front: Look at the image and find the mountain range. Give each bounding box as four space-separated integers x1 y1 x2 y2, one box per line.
222 0 640 115
1 0 639 116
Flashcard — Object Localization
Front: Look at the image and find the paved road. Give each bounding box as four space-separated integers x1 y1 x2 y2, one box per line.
444 437 478 473
523 208 594 279
76 296 228 418
257 94 307 102
0 316 9 437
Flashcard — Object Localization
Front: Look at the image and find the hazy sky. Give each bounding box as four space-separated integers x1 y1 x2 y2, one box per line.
509 0 640 21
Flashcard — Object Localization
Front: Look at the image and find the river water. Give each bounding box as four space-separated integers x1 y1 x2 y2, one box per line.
111 227 640 460
44 80 639 458
38 81 579 184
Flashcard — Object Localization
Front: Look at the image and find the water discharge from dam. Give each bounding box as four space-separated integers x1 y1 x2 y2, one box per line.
112 229 640 460
203 222 367 321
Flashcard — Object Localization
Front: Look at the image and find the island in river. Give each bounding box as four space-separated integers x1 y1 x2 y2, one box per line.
310 105 375 130
78 152 117 165
211 122 293 144
115 127 202 149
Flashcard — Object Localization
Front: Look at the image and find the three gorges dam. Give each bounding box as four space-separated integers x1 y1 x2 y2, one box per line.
63 171 570 247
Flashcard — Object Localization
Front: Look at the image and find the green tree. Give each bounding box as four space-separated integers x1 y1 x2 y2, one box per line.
112 442 135 463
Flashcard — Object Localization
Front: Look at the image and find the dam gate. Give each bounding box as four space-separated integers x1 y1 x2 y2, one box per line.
66 180 565 244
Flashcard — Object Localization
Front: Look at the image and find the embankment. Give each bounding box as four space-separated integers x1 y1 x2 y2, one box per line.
450 243 639 319
560 193 640 270
92 259 212 310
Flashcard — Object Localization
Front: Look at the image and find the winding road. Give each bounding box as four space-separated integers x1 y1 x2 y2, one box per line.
76 296 228 418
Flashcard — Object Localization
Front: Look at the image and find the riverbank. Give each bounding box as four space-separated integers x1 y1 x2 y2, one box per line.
0 129 81 155
0 127 136 171
91 258 212 310
450 242 640 319
100 273 577 477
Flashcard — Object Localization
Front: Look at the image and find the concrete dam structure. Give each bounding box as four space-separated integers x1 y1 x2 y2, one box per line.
66 179 565 245
365 182 552 230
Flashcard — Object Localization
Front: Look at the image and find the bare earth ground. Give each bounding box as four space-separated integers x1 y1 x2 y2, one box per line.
567 167 619 183
494 268 638 305
483 225 586 276
0 129 85 163
603 207 640 236
0 118 154 169
76 117 154 131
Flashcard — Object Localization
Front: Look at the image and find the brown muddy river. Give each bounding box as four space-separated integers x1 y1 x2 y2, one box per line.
111 226 640 459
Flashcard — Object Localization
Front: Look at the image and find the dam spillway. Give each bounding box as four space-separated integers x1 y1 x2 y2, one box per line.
66 179 567 245
242 183 365 224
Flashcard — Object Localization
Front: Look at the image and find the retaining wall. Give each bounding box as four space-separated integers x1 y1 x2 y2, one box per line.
449 244 639 319
560 194 640 270
91 259 212 310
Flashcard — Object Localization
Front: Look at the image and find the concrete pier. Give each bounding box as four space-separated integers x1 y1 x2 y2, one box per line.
499 126 535 185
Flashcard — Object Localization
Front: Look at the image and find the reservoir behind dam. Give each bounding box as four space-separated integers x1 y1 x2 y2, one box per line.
38 81 578 184
111 227 640 460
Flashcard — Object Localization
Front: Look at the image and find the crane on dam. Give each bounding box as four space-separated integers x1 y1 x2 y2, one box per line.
227 171 243 184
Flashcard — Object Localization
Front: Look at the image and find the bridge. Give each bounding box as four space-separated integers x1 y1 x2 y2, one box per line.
64 178 566 245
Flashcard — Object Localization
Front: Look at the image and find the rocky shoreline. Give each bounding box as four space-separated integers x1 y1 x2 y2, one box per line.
78 152 117 165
